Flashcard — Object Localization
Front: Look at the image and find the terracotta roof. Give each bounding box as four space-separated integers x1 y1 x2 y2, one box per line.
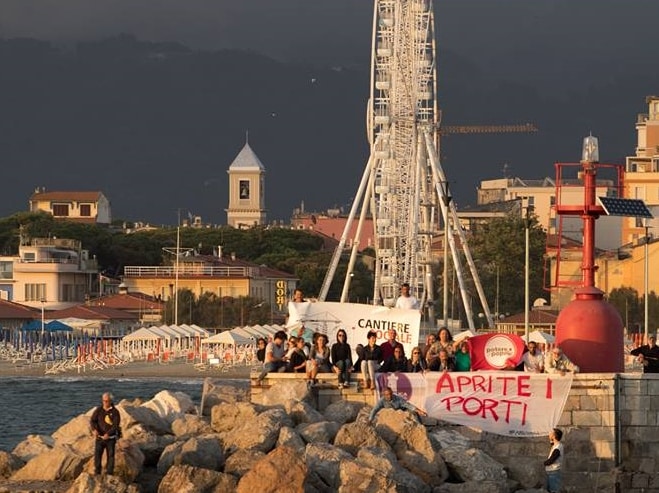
500 310 559 324
47 305 138 321
88 292 164 311
0 299 40 320
29 191 103 202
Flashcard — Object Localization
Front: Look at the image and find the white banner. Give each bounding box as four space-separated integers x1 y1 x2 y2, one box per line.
287 301 420 356
373 371 572 437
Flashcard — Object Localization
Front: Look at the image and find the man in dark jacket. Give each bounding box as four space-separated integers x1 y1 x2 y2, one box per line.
631 335 659 373
90 392 121 475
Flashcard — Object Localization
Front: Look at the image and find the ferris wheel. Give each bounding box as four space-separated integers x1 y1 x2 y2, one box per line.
319 0 492 329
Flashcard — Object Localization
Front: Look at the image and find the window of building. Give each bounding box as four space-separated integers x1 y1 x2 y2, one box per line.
0 261 12 279
80 204 91 216
52 204 69 216
25 283 46 301
61 284 85 302
239 180 250 199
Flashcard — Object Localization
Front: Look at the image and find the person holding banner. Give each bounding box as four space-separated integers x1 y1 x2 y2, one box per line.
522 341 545 373
368 386 427 424
361 330 383 390
545 346 579 375
630 335 659 373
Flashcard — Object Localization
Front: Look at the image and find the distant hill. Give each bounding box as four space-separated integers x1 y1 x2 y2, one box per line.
1 34 658 224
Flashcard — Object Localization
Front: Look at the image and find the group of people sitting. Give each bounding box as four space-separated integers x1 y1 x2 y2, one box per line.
255 326 579 388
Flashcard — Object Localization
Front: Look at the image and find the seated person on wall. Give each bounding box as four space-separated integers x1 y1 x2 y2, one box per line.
435 348 455 372
361 331 383 391
380 328 405 362
630 335 659 373
307 333 331 387
545 346 579 375
454 340 471 371
406 346 427 373
331 328 353 389
287 337 308 373
257 331 289 384
381 346 408 373
368 386 428 424
256 338 267 363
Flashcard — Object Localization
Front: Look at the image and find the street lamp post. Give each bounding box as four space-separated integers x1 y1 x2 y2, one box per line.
523 199 532 343
441 181 452 329
644 222 650 343
40 298 45 342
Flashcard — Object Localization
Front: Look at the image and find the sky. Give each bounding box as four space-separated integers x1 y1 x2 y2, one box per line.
1 0 659 224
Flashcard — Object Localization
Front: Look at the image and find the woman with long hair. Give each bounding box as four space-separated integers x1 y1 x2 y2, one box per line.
307 333 331 386
331 328 353 389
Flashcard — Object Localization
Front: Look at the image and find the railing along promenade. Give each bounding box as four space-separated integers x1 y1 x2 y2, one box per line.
123 265 256 277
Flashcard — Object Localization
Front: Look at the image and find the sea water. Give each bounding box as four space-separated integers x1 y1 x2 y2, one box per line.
0 376 210 452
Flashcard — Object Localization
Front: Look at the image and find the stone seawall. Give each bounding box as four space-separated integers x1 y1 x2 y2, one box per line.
252 372 659 492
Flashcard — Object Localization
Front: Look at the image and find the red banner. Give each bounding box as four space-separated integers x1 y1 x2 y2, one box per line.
468 333 526 370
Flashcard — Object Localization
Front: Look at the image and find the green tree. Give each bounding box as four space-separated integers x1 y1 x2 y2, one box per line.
467 213 547 321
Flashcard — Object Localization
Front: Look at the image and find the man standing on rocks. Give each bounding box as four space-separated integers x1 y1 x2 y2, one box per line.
90 392 121 475
368 386 427 424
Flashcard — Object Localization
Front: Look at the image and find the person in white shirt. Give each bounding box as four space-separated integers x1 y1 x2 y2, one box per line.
522 341 545 372
395 283 419 310
544 428 564 493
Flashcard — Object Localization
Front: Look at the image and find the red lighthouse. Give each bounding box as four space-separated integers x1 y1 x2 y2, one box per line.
554 136 624 372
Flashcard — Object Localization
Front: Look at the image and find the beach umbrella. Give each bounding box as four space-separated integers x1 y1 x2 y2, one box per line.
45 320 74 332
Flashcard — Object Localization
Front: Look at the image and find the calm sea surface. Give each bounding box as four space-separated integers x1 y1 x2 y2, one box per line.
0 377 212 452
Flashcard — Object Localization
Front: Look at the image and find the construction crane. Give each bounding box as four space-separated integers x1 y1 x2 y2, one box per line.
439 123 538 135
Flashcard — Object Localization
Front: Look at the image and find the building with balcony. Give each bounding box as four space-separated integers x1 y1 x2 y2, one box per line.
29 188 112 224
121 250 297 322
622 95 659 244
0 238 99 310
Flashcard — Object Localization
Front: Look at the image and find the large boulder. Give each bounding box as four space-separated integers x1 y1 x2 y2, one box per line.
11 434 55 462
304 442 352 491
373 409 448 486
158 464 237 493
157 435 224 475
323 400 365 425
11 445 86 481
171 414 212 438
66 471 140 493
356 447 431 493
276 426 306 454
201 378 250 416
210 402 259 433
439 446 507 482
224 449 266 478
120 403 171 435
433 480 511 493
141 390 197 424
83 440 145 483
260 381 311 407
334 421 391 456
296 421 340 444
337 458 403 493
0 451 24 478
122 423 175 466
222 408 291 454
236 446 306 493
52 413 94 445
284 400 325 425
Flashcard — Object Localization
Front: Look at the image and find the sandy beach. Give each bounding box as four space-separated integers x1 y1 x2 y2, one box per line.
0 359 255 380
